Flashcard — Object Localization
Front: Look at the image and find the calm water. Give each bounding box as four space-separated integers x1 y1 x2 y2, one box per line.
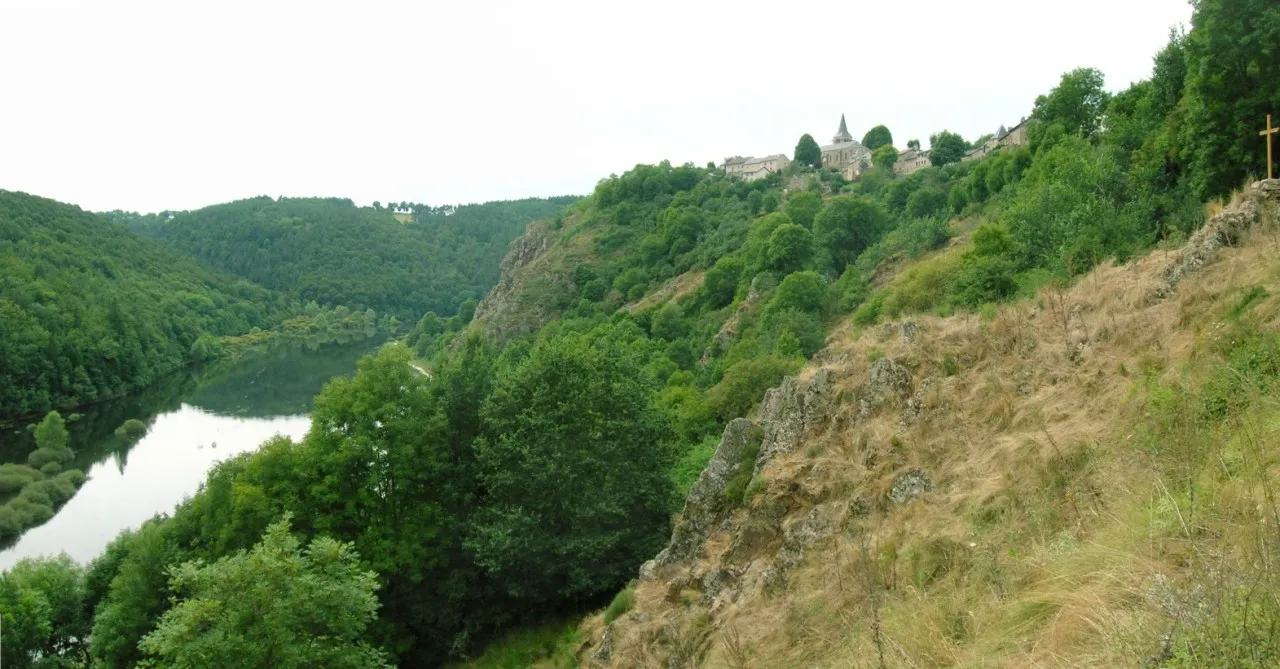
0 337 383 569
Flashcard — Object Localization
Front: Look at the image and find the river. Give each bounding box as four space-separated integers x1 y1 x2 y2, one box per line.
0 337 384 569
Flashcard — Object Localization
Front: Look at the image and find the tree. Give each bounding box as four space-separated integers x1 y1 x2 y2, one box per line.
702 256 745 309
907 139 921 150
862 125 893 151
138 516 391 669
1178 0 1280 199
929 131 968 166
766 223 815 273
746 190 763 215
469 327 675 606
812 196 890 271
794 134 822 168
765 271 828 317
1032 67 1110 141
784 191 822 229
34 410 69 454
872 145 899 170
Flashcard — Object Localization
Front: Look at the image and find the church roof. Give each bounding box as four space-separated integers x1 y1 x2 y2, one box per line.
832 113 854 143
820 140 868 153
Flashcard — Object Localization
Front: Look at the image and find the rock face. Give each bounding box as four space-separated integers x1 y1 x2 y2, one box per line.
649 418 757 570
472 222 559 342
858 358 912 420
755 369 835 474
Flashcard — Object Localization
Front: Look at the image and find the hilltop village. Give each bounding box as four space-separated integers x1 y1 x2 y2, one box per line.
722 113 1029 182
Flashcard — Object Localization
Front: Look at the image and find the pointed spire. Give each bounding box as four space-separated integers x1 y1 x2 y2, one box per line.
833 113 854 144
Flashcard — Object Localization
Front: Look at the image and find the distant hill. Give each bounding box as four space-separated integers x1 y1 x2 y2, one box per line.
0 190 288 419
124 195 577 321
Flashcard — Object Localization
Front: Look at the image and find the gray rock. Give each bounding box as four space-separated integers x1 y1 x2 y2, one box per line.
755 369 834 474
889 468 932 504
592 625 613 662
761 505 833 595
653 418 757 567
858 358 912 420
1150 183 1279 302
901 319 920 344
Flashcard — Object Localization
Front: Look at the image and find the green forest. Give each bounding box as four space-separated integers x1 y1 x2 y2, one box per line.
0 0 1277 666
0 191 289 420
122 195 576 321
1 193 574 423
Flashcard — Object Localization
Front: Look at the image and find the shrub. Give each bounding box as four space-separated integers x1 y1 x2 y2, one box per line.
882 253 964 317
764 271 828 318
39 462 62 476
669 436 719 498
0 464 44 494
28 448 65 471
115 418 148 439
707 356 800 421
603 582 637 624
762 308 826 358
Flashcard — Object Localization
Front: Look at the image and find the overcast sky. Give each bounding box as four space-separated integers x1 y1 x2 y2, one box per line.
1 0 1193 214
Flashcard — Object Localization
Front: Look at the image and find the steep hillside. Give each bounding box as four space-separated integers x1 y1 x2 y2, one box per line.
125 195 575 321
579 180 1280 668
0 190 288 420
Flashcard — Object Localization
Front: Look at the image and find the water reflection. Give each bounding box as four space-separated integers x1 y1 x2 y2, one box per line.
0 337 383 568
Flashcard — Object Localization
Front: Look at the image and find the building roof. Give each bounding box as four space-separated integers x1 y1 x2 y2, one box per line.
821 140 868 153
832 114 854 144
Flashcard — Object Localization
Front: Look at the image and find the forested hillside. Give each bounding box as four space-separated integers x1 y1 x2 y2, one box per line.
0 191 289 420
124 196 576 321
0 0 1276 667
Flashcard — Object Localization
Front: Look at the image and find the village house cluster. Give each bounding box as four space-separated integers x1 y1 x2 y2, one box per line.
721 114 1030 182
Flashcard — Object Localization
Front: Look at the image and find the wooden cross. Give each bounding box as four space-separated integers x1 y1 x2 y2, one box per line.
1262 114 1279 180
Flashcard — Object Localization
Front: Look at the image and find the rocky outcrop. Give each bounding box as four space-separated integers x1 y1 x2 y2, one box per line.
1151 179 1280 301
472 222 560 342
649 418 757 571
889 468 933 504
858 358 912 420
754 369 836 474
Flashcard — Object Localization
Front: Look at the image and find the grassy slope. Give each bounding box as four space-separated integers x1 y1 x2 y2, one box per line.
576 188 1280 666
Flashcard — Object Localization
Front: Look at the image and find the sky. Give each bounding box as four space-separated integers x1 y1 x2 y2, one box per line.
0 0 1194 214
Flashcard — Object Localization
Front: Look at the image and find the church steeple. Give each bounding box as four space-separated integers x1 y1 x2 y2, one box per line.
833 114 854 144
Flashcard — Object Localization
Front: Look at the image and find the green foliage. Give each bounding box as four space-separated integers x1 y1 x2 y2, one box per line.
872 145 900 170
784 191 822 229
701 256 744 309
1178 0 1280 199
862 125 893 151
114 418 148 439
669 435 719 498
130 196 573 322
0 191 284 419
470 326 675 606
929 130 968 166
138 516 391 668
813 195 890 272
794 134 822 168
0 554 89 668
765 271 828 317
765 223 815 273
603 581 637 624
762 308 826 358
1032 67 1110 141
707 355 800 421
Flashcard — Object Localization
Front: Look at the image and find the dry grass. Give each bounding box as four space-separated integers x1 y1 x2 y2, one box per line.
581 188 1280 668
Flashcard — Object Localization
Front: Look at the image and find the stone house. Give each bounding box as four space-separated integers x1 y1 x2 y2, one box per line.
894 148 932 176
962 117 1031 163
723 154 790 182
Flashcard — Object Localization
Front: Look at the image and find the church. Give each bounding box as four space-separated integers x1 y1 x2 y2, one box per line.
821 115 873 180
